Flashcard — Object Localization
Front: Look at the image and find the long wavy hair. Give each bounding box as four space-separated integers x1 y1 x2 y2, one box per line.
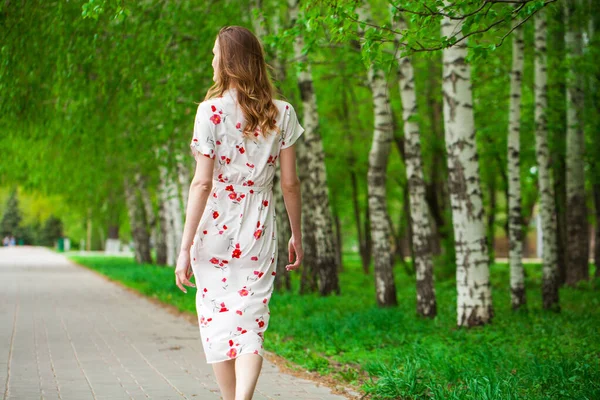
204 26 281 139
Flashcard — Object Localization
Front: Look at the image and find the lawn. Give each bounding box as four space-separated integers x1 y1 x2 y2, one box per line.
68 252 600 399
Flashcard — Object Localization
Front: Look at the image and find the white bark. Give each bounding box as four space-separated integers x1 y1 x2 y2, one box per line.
534 9 559 308
441 5 493 326
288 0 340 295
507 23 526 309
392 11 436 316
158 150 183 267
357 2 397 307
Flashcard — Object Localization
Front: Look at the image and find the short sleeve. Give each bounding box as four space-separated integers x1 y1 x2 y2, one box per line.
281 103 305 149
189 102 216 159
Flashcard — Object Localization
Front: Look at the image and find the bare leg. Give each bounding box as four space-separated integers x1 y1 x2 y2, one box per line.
234 353 263 400
211 359 236 400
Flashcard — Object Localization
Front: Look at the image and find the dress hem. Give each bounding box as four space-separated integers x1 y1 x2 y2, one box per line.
205 350 265 364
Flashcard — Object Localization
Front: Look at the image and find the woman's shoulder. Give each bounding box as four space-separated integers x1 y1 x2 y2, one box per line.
272 99 296 115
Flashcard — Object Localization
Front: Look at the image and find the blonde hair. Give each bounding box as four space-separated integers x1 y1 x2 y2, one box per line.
205 26 281 139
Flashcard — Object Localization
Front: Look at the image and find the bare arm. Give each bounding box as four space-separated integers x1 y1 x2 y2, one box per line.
180 154 214 253
279 144 303 270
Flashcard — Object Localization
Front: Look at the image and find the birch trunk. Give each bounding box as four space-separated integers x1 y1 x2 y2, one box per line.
357 2 397 307
138 173 156 263
288 0 340 296
441 7 493 326
507 24 526 309
564 0 590 285
392 12 437 317
534 9 560 309
124 175 152 264
158 161 183 267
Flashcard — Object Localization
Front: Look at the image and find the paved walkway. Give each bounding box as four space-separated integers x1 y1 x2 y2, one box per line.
0 246 353 400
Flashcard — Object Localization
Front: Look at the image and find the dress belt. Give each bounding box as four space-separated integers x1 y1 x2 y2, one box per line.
212 179 273 193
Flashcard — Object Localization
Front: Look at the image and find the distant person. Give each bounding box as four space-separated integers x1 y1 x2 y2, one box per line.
9 235 16 246
174 26 304 400
2 236 9 246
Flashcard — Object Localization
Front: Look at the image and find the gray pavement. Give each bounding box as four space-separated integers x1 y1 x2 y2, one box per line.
0 246 353 400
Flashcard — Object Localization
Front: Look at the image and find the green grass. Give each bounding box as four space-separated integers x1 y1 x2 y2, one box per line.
68 253 600 399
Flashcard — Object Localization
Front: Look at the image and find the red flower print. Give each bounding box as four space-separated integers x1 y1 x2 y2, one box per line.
219 302 229 312
256 221 261 228
232 243 242 258
212 211 219 219
249 189 254 194
236 122 241 129
286 105 289 110
211 105 216 112
210 257 219 265
222 277 227 282
216 140 221 145
225 185 234 191
254 229 262 240
226 348 237 359
229 192 237 200
229 339 234 347
254 350 259 354
247 180 254 186
239 147 245 154
263 200 269 207
236 310 243 315
246 163 254 168
263 298 267 304
242 329 247 334
203 230 208 234
203 288 208 292
238 287 249 296
272 271 276 276
223 225 228 230
192 138 198 143
210 114 221 125
251 256 259 261
256 319 265 328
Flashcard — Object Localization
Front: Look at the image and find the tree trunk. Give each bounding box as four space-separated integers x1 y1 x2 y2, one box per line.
392 14 437 315
124 175 152 264
155 197 168 265
441 7 493 326
138 173 156 264
507 24 526 310
594 183 600 277
158 160 183 267
534 9 560 309
357 2 397 307
564 0 589 286
288 0 340 296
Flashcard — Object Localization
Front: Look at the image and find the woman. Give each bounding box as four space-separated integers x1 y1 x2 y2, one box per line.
174 26 304 400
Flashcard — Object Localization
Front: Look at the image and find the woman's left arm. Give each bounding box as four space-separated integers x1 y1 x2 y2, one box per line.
180 155 214 254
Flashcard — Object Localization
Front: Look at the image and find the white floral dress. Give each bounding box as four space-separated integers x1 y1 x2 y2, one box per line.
188 88 304 364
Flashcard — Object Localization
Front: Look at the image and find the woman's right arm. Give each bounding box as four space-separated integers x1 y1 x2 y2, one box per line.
279 144 303 270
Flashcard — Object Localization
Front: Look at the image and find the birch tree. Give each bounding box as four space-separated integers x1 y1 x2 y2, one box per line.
357 1 397 307
507 22 526 309
288 0 340 296
441 2 493 326
534 9 559 309
392 10 436 317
